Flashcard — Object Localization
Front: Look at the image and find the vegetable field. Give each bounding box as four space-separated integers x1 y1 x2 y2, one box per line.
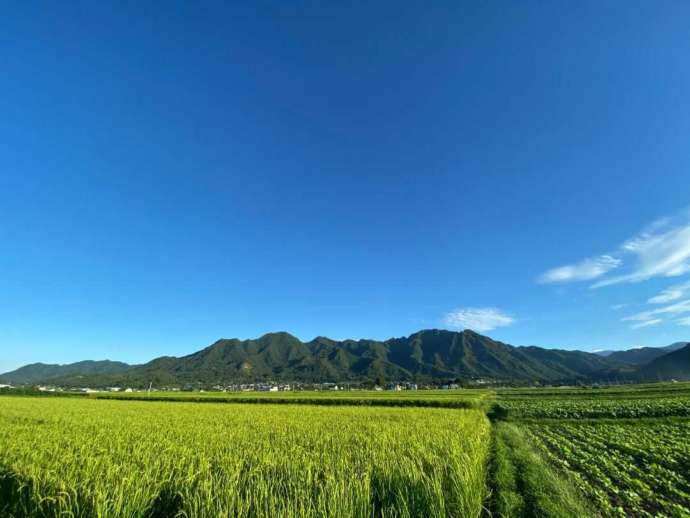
496 395 690 419
528 420 690 517
495 382 690 419
491 383 690 517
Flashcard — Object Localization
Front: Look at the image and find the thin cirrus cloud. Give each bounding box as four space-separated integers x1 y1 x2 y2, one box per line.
538 209 690 288
630 319 663 330
443 307 515 333
621 299 690 330
538 255 621 284
647 281 690 304
677 317 690 326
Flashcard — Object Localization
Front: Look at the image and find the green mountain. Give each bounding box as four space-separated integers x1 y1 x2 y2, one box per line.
636 344 690 381
601 342 688 365
3 330 687 387
0 360 131 385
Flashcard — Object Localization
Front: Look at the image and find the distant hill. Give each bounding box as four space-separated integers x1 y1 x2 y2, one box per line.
636 344 690 381
0 360 131 385
597 342 688 365
0 330 641 388
3 331 687 388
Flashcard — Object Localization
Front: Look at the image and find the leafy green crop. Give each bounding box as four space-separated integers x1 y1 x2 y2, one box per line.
497 395 690 419
528 420 690 517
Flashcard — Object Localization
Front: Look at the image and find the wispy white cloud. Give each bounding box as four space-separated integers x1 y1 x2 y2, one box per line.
622 299 690 329
624 299 690 321
443 307 515 332
610 304 628 311
676 317 690 326
593 214 690 288
648 281 690 304
538 255 621 284
630 319 662 329
538 209 690 288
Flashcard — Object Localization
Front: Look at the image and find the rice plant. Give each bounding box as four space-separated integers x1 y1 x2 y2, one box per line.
0 397 490 518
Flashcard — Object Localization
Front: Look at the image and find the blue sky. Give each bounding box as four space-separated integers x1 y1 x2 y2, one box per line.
2 2 690 371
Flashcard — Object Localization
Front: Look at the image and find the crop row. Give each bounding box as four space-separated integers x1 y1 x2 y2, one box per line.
496 396 690 419
528 420 690 517
95 389 492 400
94 394 485 410
0 397 490 518
498 384 690 401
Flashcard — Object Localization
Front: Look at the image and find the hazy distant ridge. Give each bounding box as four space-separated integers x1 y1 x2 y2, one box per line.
595 342 688 364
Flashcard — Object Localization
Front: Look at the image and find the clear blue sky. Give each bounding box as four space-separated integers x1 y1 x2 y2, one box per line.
2 2 690 371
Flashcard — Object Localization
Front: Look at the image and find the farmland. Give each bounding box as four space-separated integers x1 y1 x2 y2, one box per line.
493 382 690 419
93 388 492 409
491 383 690 517
495 394 690 419
0 398 489 518
1 382 690 517
528 420 690 516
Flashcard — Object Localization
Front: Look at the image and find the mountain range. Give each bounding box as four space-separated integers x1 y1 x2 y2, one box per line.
0 360 130 386
594 342 688 364
1 330 688 387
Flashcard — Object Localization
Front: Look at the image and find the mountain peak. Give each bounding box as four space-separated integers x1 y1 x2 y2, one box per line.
255 331 302 343
411 328 483 338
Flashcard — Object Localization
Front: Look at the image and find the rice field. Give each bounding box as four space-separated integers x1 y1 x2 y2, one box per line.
0 397 490 518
